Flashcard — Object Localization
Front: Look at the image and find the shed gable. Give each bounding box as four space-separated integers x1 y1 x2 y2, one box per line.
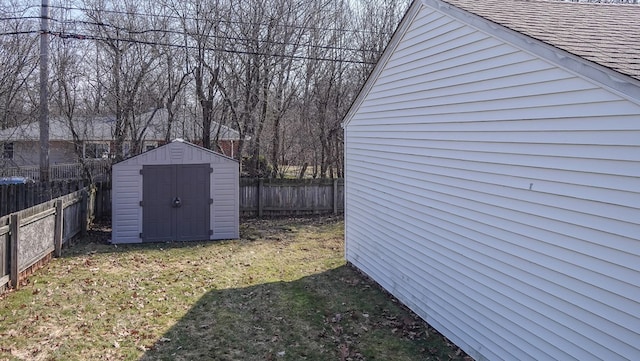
344 3 640 361
116 140 237 167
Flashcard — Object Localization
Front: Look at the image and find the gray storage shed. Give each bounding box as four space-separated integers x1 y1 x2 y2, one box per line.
112 139 239 243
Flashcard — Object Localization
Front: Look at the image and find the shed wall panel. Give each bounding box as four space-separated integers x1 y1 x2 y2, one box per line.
112 164 143 244
211 163 240 239
345 4 640 361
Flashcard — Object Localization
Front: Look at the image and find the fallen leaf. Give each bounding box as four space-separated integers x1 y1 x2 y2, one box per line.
331 313 342 323
339 344 349 361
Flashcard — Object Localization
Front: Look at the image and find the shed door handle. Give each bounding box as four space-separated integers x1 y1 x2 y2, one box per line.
172 197 182 208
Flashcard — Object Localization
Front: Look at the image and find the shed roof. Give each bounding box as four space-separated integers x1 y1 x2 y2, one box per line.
440 0 640 81
113 138 238 167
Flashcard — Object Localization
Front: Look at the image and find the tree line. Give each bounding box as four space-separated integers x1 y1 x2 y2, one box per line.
0 0 408 178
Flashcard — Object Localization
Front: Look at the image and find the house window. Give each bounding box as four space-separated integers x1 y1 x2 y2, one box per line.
144 141 158 152
1 142 14 159
84 142 110 159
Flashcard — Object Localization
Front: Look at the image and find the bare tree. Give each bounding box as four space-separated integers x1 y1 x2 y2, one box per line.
223 0 271 175
83 0 163 161
0 1 39 170
1 0 410 177
0 1 39 130
49 1 96 179
292 0 406 178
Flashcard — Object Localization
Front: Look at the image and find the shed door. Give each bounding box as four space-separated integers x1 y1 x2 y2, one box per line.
142 164 211 242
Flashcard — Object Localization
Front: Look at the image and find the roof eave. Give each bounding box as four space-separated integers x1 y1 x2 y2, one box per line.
429 0 640 104
342 0 640 127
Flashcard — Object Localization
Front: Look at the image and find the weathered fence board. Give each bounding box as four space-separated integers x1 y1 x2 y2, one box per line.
5 178 342 219
93 182 111 219
18 212 56 273
54 200 63 257
63 196 83 242
0 180 86 217
0 222 9 290
240 178 344 217
9 214 18 289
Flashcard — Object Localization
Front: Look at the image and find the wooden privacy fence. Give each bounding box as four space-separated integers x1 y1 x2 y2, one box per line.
1 178 342 225
240 178 344 217
0 159 111 182
0 180 88 217
0 187 94 293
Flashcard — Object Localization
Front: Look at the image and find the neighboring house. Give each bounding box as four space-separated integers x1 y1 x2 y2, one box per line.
0 114 113 168
342 1 640 361
0 109 242 167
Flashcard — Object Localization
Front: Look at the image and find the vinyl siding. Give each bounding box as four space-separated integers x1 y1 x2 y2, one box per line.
112 141 239 243
344 4 640 361
212 163 240 239
112 167 143 244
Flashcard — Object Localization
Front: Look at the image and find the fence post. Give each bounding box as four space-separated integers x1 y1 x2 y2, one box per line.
333 179 339 215
9 213 19 289
80 189 88 236
16 184 24 213
258 179 264 218
89 186 96 222
8 184 15 214
95 182 102 219
54 199 63 257
0 185 7 216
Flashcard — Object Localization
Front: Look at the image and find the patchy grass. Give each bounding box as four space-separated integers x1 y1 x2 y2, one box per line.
0 216 470 361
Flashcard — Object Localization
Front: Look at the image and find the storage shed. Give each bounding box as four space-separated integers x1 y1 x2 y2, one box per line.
112 139 239 243
343 1 640 361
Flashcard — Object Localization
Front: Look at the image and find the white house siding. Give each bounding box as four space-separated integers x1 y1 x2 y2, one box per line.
112 141 239 244
344 4 640 361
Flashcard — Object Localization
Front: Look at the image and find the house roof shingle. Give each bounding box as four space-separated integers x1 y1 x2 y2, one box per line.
441 0 640 81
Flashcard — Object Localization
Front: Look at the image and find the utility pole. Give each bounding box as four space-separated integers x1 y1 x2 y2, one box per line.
39 0 50 182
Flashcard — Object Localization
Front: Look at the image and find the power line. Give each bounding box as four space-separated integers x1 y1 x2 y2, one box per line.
46 4 391 36
0 16 42 21
0 30 39 36
49 31 376 65
0 24 380 62
1 16 385 58
0 14 380 56
0 4 387 64
49 18 379 54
